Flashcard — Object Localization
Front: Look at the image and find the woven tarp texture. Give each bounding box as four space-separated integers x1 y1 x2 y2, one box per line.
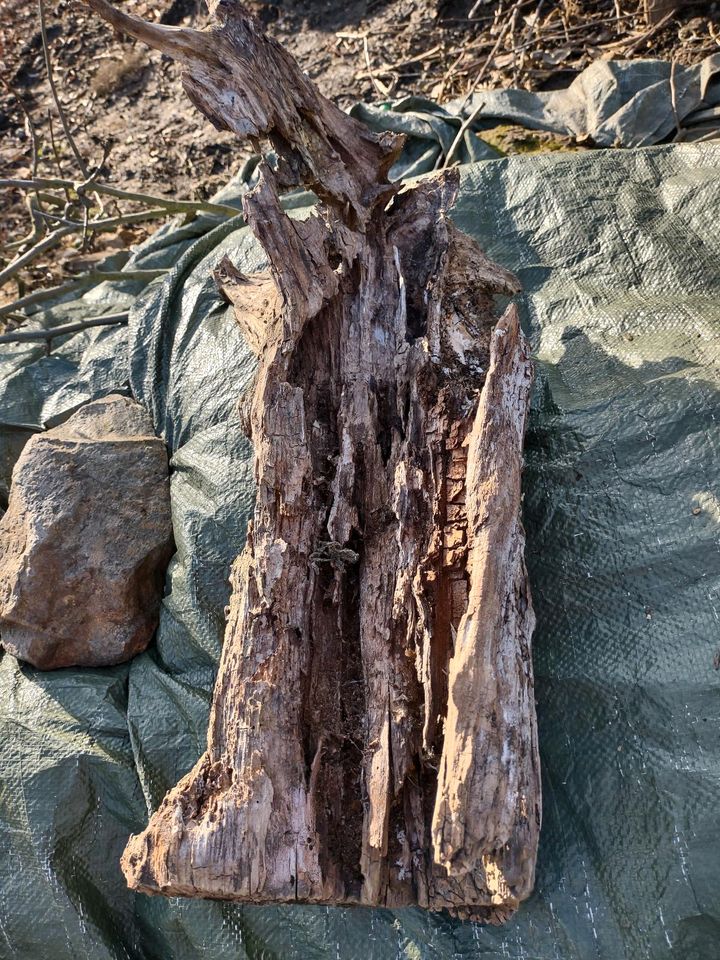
0 140 719 960
351 55 720 178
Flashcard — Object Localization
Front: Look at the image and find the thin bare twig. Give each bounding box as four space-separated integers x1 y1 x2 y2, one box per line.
38 0 111 222
34 208 83 227
2 202 46 257
35 192 66 208
80 181 239 217
524 0 544 42
77 144 111 221
462 0 526 109
38 0 89 179
0 226 78 289
622 7 677 54
0 83 47 254
380 44 443 73
0 178 241 218
1 178 240 288
1 82 43 204
442 100 486 169
0 210 175 288
0 269 169 320
509 0 522 84
1 270 166 317
435 48 467 102
47 113 73 206
35 206 170 232
84 208 189 229
669 59 684 141
363 35 391 98
0 312 129 347
81 199 91 250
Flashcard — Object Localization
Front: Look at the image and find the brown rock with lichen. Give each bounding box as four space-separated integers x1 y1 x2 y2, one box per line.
0 395 173 670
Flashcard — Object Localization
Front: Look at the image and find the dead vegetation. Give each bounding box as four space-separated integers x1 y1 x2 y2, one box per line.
76 0 539 919
1 0 718 315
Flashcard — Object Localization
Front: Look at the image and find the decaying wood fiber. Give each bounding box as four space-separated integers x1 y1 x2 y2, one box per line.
84 0 541 922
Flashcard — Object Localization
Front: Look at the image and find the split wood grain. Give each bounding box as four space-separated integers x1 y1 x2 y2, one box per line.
83 0 541 922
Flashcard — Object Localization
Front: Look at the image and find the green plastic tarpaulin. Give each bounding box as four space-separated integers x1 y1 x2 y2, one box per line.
0 134 719 958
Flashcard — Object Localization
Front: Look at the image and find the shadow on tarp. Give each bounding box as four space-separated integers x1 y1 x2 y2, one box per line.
525 331 720 960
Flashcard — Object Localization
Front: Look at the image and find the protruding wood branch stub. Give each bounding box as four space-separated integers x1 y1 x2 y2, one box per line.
84 0 541 922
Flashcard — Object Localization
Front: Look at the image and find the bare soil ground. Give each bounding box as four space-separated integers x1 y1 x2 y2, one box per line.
1 0 718 307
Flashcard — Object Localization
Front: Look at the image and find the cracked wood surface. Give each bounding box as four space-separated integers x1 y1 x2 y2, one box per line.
83 0 541 922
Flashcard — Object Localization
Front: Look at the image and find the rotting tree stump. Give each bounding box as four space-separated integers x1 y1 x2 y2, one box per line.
85 0 541 922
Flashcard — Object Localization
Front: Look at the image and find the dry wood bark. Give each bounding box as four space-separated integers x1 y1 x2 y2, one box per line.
84 0 541 922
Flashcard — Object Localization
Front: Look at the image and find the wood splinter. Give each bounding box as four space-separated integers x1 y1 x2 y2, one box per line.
83 0 541 922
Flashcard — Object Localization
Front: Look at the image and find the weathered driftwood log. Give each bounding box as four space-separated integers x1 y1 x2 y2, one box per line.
84 0 540 922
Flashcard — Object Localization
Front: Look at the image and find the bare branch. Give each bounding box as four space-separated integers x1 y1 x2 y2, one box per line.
38 0 90 179
83 0 216 61
441 99 486 169
0 312 129 346
0 270 168 320
0 178 241 219
0 226 78 289
0 209 174 289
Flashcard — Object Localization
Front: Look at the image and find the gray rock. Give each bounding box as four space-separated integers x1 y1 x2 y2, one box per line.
0 395 173 669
